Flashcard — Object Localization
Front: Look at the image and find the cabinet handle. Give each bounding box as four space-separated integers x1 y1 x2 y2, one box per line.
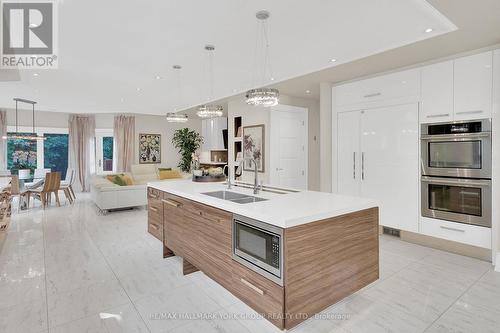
148 194 158 199
162 199 181 207
240 278 265 295
426 113 450 118
361 152 365 180
150 223 159 230
363 92 381 98
353 152 356 179
150 206 158 212
440 225 465 233
456 110 483 115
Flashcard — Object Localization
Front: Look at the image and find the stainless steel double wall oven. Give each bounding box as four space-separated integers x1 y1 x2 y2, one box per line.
421 119 492 227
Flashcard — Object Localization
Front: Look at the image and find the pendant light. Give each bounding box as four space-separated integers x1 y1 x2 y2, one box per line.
166 65 189 123
197 45 223 118
2 98 46 140
245 10 279 107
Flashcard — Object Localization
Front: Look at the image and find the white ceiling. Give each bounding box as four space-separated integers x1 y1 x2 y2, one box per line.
0 0 456 114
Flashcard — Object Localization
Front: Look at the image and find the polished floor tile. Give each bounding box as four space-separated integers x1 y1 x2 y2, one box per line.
0 194 497 333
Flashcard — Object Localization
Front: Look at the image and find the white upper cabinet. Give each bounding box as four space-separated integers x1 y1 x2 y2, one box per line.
420 60 454 123
202 117 227 151
335 68 420 110
454 51 493 121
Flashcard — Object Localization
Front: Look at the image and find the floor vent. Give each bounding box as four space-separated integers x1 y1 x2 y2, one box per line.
383 227 400 238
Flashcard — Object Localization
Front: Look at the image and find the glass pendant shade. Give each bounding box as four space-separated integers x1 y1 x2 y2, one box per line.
196 104 223 118
245 88 279 107
166 112 188 123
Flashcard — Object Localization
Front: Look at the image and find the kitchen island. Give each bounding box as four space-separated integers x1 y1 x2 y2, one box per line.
147 179 379 330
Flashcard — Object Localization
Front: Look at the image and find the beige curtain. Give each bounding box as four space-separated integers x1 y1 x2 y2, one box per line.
0 110 6 171
68 114 95 192
114 115 135 172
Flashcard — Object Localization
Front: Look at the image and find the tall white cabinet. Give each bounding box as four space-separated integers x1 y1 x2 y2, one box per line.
337 104 419 232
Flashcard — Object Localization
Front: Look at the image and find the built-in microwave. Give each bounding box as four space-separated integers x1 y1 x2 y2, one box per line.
421 119 491 179
232 215 283 286
421 176 491 228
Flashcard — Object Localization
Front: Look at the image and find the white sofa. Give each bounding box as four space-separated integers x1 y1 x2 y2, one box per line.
91 165 188 212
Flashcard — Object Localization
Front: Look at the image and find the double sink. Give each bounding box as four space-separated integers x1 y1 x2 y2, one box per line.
202 190 268 204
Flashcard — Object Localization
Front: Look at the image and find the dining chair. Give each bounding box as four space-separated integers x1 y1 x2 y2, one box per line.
33 168 51 180
30 172 61 209
9 175 31 210
60 168 75 204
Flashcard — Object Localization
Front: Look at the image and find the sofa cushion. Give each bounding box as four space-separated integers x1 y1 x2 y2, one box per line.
106 174 134 186
159 169 182 180
130 164 158 185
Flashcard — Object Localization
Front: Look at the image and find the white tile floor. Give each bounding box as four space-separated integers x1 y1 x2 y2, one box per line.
1 195 499 333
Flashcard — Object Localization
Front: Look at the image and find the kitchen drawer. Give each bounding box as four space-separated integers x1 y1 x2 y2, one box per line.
231 261 284 329
148 213 163 241
182 199 232 224
335 68 420 107
148 187 161 200
420 217 491 249
148 199 162 219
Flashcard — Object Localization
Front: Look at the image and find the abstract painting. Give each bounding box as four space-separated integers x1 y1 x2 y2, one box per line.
243 125 265 172
139 133 161 164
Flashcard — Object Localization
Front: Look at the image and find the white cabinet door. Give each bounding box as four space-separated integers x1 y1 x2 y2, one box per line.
202 118 227 150
454 51 493 121
421 60 454 123
337 111 361 196
360 104 419 232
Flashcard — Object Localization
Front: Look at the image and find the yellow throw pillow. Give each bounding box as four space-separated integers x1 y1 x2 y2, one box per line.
159 169 182 180
105 174 134 186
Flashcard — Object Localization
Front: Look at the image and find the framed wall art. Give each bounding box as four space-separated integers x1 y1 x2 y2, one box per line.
242 125 265 172
139 133 161 164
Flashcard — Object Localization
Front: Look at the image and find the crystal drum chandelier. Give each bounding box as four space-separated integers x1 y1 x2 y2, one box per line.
166 65 189 123
245 88 279 107
166 112 188 123
197 45 224 118
196 104 223 118
245 10 279 107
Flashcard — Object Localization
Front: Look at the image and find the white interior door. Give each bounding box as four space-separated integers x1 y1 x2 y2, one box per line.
337 111 361 196
360 103 419 232
270 105 308 190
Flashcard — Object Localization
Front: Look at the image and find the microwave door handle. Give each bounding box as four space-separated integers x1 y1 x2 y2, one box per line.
421 176 491 187
421 133 491 140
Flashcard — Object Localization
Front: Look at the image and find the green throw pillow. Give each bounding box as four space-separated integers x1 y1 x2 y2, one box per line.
158 167 172 172
111 175 127 186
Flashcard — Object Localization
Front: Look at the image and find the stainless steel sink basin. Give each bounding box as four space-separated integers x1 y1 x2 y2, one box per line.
201 191 267 204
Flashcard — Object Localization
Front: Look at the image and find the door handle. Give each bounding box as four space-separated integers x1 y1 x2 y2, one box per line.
426 113 450 118
361 152 365 180
162 199 181 207
353 152 356 179
456 110 483 115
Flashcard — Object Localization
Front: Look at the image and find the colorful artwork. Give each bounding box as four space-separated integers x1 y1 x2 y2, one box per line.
243 125 265 172
139 134 161 164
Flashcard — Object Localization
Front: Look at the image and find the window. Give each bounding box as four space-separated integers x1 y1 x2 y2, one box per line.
5 127 69 177
95 129 114 174
7 133 37 175
102 136 113 172
44 133 69 179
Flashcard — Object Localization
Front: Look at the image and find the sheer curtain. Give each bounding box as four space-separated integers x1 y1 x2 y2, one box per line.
68 114 95 192
114 115 135 172
0 110 6 171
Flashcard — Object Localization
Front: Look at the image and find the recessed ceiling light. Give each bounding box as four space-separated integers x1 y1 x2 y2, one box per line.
33 73 39 77
155 75 162 80
330 58 337 63
270 77 275 81
136 88 141 92
120 98 124 102
424 28 433 33
305 90 311 94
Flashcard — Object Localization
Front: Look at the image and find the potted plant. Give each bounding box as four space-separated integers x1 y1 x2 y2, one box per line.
171 128 203 173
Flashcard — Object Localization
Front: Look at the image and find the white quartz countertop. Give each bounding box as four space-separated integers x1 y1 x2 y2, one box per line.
148 179 378 228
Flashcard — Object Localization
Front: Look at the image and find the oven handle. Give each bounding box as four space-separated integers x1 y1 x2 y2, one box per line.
421 133 491 141
421 176 491 187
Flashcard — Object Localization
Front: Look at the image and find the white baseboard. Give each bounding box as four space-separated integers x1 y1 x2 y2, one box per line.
495 253 500 272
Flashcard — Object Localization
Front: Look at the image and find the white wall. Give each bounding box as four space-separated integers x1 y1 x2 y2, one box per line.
227 94 320 190
4 109 202 170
